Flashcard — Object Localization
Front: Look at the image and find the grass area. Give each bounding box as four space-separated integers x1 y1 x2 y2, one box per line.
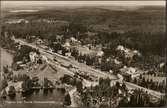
13 63 72 82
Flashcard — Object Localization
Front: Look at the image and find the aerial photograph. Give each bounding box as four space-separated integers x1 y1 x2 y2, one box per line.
0 1 166 108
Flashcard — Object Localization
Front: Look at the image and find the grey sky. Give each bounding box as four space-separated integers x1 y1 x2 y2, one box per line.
2 1 165 9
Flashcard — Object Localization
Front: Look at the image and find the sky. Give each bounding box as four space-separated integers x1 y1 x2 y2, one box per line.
1 1 165 9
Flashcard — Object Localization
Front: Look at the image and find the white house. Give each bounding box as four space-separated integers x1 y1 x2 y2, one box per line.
65 52 71 57
116 45 141 59
133 50 141 56
109 70 113 74
116 45 124 51
5 82 23 93
160 62 165 68
70 37 78 42
96 50 104 57
120 66 140 78
70 37 81 46
63 41 71 50
29 52 38 63
114 59 121 65
117 74 124 82
36 38 44 45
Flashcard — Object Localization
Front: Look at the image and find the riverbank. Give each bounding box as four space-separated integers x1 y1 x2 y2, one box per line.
1 48 14 67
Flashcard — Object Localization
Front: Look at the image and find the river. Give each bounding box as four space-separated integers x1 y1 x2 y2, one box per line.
1 48 13 67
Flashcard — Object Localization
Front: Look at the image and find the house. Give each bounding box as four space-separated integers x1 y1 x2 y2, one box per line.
70 37 78 42
77 46 95 56
63 41 71 50
40 45 48 50
109 70 113 74
57 50 62 55
120 66 140 79
116 45 141 60
36 38 44 45
29 52 38 63
114 59 121 65
19 64 27 69
133 50 141 56
65 52 71 57
70 37 81 46
15 61 27 69
117 74 124 82
56 35 63 42
16 61 23 65
110 79 120 87
116 45 124 51
96 50 104 57
159 62 165 68
11 35 15 40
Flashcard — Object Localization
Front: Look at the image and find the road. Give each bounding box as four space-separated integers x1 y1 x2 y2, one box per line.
14 38 165 99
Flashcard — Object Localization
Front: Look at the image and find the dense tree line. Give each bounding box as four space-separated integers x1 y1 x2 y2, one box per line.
119 89 166 107
80 78 128 107
13 45 40 63
1 28 40 65
1 30 17 50
13 74 31 82
60 74 83 93
21 75 33 92
132 75 166 93
2 21 165 72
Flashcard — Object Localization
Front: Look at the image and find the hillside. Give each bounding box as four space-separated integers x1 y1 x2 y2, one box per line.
3 6 165 33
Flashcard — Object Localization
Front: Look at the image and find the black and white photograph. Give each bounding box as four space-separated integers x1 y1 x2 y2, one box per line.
0 1 166 108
